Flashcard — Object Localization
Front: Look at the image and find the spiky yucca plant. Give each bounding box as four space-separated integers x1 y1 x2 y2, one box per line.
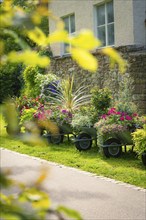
47 75 91 112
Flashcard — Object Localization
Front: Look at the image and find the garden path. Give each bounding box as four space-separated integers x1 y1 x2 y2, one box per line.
0 148 145 220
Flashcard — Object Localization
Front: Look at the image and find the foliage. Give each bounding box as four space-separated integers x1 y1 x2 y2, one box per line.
15 96 72 131
22 66 40 97
117 73 134 103
2 100 19 135
0 169 82 220
0 27 22 54
15 96 44 113
96 123 127 135
0 62 23 103
90 87 112 117
34 106 73 127
47 75 91 112
20 108 37 125
114 100 138 116
77 105 97 124
39 74 59 99
22 65 58 98
71 113 92 132
50 108 73 127
132 124 146 157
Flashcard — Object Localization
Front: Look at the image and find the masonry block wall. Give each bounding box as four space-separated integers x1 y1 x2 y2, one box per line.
50 46 146 114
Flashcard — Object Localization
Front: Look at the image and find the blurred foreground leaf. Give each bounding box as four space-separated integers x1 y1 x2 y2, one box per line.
57 206 83 220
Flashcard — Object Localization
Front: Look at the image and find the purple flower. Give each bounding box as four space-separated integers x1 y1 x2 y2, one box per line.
68 112 72 118
121 112 126 116
62 109 67 114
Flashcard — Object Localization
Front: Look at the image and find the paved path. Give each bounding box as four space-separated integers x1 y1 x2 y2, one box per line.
0 148 146 220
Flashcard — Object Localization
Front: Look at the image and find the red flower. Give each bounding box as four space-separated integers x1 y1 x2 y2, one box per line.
132 113 138 117
125 115 132 121
120 116 125 121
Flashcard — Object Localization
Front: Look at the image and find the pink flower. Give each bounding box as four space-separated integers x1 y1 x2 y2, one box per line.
121 112 126 116
125 115 132 121
116 111 121 115
132 113 138 117
101 114 107 119
120 116 125 121
108 108 116 115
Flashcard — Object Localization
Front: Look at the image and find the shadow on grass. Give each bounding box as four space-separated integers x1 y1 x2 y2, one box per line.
1 135 145 172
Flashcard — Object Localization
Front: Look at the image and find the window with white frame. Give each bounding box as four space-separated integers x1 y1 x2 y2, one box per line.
62 14 75 54
95 1 114 47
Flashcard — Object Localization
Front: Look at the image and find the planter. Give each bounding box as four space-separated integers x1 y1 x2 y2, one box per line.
141 152 146 166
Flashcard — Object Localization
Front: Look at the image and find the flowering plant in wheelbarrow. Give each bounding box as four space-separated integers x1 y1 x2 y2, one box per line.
34 106 73 144
71 108 97 151
94 107 145 158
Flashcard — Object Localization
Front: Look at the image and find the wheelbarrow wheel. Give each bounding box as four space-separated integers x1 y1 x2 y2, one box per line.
103 138 122 158
75 133 92 151
47 133 64 144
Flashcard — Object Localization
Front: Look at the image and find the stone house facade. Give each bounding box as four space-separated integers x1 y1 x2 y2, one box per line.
49 0 146 114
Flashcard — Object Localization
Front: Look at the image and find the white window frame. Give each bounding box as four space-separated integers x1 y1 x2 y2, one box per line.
61 14 75 55
94 0 114 47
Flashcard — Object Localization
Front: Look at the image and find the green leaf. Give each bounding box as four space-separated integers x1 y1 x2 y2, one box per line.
0 214 20 220
57 206 83 220
19 188 51 210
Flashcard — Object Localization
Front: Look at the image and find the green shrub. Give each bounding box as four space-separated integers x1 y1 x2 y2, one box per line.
71 113 92 132
20 108 36 125
22 66 58 98
132 124 146 157
0 63 23 103
90 87 112 116
114 101 138 115
22 66 39 97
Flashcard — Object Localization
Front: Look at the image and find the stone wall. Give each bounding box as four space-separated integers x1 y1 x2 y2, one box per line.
49 45 146 114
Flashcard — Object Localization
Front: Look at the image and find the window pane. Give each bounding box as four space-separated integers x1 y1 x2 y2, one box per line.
70 14 75 33
107 1 114 23
97 4 105 26
97 26 106 46
63 17 69 32
107 23 114 45
64 43 70 53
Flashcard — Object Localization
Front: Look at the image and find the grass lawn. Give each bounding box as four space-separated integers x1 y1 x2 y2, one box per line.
0 114 146 188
